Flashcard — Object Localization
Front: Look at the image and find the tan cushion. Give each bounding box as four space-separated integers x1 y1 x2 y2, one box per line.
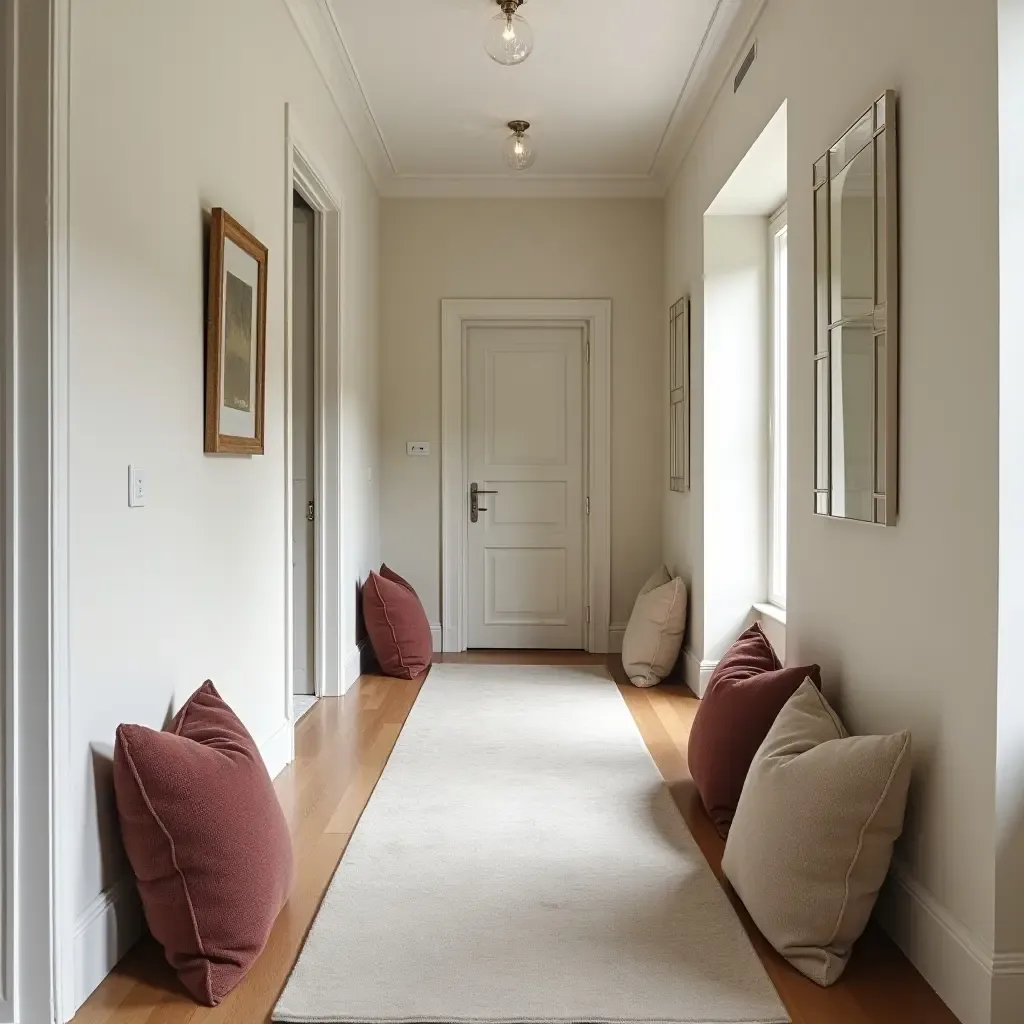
722 679 911 986
621 577 686 688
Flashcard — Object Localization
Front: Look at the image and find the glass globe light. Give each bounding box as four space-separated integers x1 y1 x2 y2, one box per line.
484 2 535 66
503 121 536 171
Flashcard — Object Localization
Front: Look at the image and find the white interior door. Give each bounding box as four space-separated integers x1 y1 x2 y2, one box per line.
292 196 316 695
466 324 586 649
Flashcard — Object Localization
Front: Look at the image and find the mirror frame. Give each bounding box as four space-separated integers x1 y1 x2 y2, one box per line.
669 295 691 493
812 90 899 526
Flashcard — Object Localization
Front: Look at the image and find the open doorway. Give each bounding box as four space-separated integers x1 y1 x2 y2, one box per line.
292 190 318 722
285 109 346 735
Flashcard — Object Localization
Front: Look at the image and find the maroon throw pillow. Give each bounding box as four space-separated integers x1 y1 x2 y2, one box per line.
380 563 417 595
688 625 821 837
363 570 432 679
113 682 293 1006
707 622 782 686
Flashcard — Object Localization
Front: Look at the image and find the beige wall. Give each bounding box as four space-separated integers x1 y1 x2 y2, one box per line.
996 0 1024 1003
68 0 380 999
664 0 1001 1020
380 199 664 633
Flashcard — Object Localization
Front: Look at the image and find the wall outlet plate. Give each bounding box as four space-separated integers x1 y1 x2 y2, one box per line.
128 465 147 508
407 442 431 457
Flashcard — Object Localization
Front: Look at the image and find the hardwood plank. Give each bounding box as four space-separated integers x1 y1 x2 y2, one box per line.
73 657 958 1024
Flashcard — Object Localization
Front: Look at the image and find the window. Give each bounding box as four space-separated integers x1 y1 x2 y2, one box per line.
768 206 788 608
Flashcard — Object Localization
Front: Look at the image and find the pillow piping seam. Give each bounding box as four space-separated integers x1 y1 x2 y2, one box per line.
117 730 213 1005
823 732 912 972
370 574 410 675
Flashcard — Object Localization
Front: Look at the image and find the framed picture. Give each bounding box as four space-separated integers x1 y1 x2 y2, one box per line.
205 208 268 454
669 295 690 492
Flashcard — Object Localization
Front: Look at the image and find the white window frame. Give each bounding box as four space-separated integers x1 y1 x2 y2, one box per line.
767 205 788 610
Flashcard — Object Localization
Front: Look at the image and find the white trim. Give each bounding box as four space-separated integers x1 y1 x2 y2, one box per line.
0 2 15 1009
766 207 788 610
285 106 347 724
752 601 786 626
280 0 768 200
379 175 665 200
875 858 1024 1024
259 720 295 782
683 649 719 698
994 972 1024 1024
608 622 628 655
440 299 612 656
429 622 443 655
343 640 369 694
652 0 770 187
48 0 74 1010
72 878 142 1015
280 0 394 183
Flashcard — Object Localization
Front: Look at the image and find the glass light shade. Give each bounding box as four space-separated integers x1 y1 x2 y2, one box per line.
484 8 535 66
503 129 536 171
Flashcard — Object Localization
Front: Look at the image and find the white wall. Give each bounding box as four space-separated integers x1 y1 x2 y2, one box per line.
68 0 379 1005
379 199 664 635
664 1 1002 1021
996 0 1024 1014
701 216 768 676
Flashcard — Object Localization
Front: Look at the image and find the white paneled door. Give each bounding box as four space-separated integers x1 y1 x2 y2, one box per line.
466 324 586 649
292 197 316 695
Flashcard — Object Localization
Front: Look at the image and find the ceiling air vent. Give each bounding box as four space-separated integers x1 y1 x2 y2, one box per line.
734 41 757 92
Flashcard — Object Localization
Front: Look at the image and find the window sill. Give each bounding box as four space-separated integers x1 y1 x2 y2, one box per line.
753 602 787 626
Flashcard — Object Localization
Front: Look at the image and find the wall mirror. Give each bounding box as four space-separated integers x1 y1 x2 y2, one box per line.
669 295 691 492
813 90 898 525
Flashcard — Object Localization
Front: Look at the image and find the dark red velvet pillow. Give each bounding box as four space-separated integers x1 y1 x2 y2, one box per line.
380 563 416 595
113 682 293 1006
688 624 822 837
363 570 432 679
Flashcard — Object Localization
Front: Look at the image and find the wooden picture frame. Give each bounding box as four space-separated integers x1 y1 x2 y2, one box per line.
205 208 268 454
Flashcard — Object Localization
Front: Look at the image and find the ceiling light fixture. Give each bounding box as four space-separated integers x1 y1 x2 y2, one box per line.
484 0 534 66
503 121 536 171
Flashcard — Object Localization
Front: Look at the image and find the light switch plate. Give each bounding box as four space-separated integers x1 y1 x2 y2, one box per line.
407 442 431 457
129 466 147 508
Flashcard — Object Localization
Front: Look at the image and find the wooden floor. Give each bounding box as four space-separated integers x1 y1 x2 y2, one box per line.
73 652 959 1024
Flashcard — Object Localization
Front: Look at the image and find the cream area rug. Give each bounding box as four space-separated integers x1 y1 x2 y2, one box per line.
275 664 789 1024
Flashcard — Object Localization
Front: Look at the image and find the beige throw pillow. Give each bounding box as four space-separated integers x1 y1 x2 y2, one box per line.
722 679 911 986
621 576 686 688
638 565 672 597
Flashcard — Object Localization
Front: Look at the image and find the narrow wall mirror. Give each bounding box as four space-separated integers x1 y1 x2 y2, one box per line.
669 295 691 492
813 90 898 525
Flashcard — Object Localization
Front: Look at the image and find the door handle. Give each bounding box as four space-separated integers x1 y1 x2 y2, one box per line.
470 483 498 524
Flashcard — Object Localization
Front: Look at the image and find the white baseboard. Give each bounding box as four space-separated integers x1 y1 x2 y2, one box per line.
683 649 718 697
874 858 1024 1024
993 955 1024 1024
73 875 143 1014
429 622 443 654
344 639 370 693
608 622 627 654
260 719 294 780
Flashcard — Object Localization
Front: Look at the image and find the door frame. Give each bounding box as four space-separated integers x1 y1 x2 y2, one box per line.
284 107 345 719
440 299 611 655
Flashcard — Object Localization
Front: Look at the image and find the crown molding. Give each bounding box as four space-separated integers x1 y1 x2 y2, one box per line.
281 0 395 182
651 0 770 189
282 0 768 200
380 174 665 200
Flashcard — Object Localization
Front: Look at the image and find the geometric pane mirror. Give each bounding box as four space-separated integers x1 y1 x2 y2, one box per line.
813 89 899 525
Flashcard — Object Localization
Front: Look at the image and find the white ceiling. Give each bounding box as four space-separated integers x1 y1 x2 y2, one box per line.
285 0 765 197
